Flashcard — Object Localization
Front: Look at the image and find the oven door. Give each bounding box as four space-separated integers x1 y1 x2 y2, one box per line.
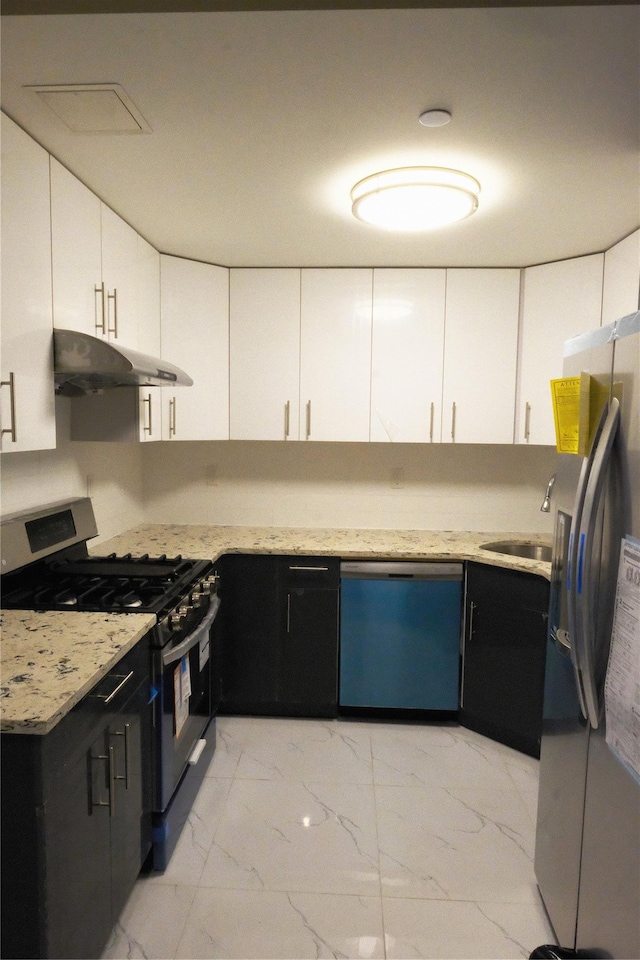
154 595 220 811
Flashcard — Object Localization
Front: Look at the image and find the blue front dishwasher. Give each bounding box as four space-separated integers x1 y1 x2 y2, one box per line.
339 561 462 711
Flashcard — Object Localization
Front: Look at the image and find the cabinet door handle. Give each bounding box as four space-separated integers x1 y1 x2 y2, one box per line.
107 288 118 338
306 400 311 440
94 670 134 704
108 745 117 817
468 600 476 640
284 400 290 439
1 372 17 443
89 747 112 814
287 592 291 633
113 722 131 789
524 402 531 442
95 281 106 334
288 565 329 572
143 394 153 435
169 397 177 437
429 401 435 443
451 402 456 442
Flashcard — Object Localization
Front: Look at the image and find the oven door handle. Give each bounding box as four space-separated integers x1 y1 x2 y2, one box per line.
162 596 220 667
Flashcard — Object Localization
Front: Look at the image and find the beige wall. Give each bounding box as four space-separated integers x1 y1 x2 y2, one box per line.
141 439 557 534
0 399 146 544
2 399 557 537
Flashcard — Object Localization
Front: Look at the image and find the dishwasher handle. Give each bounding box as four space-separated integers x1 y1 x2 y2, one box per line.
340 561 463 581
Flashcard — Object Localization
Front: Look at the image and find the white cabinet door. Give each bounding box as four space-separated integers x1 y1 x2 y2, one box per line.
441 269 521 444
100 204 139 349
230 269 300 440
370 268 446 443
299 269 372 441
51 159 141 350
50 158 103 337
1 114 56 452
160 256 229 441
602 231 640 325
517 254 604 446
136 237 162 442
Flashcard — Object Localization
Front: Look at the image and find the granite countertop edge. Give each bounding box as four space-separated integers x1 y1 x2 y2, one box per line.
1 524 551 735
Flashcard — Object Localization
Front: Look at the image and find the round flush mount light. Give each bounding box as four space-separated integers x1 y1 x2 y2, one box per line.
418 109 452 128
350 166 480 232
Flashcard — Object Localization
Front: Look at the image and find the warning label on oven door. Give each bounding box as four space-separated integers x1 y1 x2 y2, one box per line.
173 655 191 738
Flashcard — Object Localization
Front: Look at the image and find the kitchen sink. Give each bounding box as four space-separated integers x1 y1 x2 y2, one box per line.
480 541 552 562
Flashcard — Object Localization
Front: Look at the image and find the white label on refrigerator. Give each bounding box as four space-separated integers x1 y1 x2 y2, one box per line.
604 536 640 782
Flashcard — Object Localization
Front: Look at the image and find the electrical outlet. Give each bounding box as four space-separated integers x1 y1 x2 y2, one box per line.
391 468 404 489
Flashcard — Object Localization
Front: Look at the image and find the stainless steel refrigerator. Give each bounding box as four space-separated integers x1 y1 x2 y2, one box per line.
534 310 640 958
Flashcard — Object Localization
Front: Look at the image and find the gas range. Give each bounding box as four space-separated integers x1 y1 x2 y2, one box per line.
0 499 218 647
1 498 222 873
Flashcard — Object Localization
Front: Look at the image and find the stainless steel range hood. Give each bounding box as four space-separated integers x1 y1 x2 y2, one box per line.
54 328 193 396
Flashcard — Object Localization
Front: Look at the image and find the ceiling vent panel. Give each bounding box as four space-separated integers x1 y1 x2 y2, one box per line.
26 83 151 134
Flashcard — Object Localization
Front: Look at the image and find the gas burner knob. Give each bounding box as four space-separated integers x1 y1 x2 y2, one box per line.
168 612 184 631
178 605 191 618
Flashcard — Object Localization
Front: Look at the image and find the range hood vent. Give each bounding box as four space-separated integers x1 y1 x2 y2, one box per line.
54 329 193 396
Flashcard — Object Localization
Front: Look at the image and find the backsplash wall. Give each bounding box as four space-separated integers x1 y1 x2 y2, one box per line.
1 399 146 544
141 440 558 533
3 402 557 537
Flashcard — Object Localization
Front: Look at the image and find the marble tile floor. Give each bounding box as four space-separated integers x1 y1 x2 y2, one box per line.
102 716 554 960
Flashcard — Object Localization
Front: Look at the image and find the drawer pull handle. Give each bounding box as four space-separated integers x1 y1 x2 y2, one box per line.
288 565 329 572
95 670 134 704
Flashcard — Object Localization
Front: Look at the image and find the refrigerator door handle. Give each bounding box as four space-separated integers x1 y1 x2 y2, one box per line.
575 396 620 729
567 454 592 722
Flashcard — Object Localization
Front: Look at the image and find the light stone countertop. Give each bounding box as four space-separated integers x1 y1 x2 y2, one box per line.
0 611 155 735
1 525 551 736
95 524 553 579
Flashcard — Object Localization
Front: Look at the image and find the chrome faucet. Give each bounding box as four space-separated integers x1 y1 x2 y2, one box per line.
540 473 556 512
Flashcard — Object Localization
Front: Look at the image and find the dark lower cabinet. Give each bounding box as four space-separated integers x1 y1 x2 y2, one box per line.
1 638 152 960
219 555 339 717
460 562 549 758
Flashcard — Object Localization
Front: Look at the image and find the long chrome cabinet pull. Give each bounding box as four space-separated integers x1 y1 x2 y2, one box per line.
143 394 153 435
107 288 118 337
113 723 131 789
429 402 435 442
1 372 17 442
108 745 116 817
288 565 329 572
284 400 290 439
524 402 531 442
95 670 134 704
451 402 457 441
306 401 311 440
287 593 291 633
169 397 177 437
95 281 106 334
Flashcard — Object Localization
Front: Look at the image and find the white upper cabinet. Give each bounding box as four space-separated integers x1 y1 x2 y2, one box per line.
602 230 640 325
517 253 604 446
136 236 162 441
100 205 139 349
230 269 301 440
160 256 229 441
370 269 446 443
299 269 373 441
441 269 521 444
1 114 56 452
50 158 102 338
51 159 142 350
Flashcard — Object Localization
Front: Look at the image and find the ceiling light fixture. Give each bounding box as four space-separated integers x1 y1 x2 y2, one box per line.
351 167 480 232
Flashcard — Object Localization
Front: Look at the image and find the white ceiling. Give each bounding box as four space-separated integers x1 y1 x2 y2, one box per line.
1 6 639 268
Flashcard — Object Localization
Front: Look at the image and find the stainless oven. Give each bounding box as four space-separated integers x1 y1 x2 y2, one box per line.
0 498 222 871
